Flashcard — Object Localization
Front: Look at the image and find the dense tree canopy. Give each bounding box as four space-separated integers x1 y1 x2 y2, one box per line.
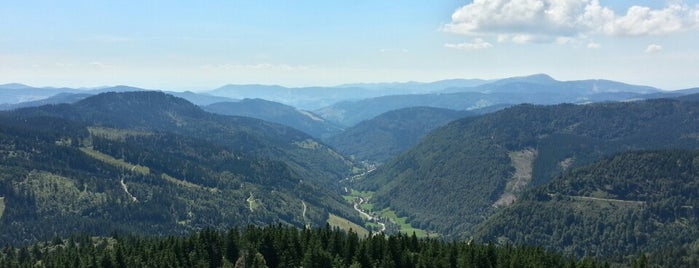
0 225 613 268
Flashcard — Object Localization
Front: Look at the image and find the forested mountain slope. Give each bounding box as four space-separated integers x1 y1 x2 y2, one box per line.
204 99 343 139
475 150 699 265
358 99 699 239
325 107 471 163
0 92 359 245
13 91 354 188
677 92 699 102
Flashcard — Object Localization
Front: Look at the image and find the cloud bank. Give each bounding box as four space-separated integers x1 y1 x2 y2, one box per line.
444 0 699 43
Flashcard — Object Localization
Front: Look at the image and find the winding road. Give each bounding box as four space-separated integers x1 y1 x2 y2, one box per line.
353 197 386 233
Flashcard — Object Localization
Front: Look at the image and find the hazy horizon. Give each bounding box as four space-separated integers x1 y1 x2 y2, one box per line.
2 72 695 93
2 1 699 91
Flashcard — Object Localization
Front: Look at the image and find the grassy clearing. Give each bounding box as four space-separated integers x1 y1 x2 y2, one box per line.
351 166 364 174
342 195 355 203
247 193 261 212
80 147 150 175
327 213 370 237
18 171 108 214
87 127 153 141
569 195 645 209
351 189 374 199
342 189 374 203
377 208 437 238
0 197 5 220
360 203 374 212
293 139 322 149
161 173 202 189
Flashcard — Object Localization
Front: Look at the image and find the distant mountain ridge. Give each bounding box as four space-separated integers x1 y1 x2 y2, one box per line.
0 84 83 104
204 99 343 139
4 75 698 128
0 93 93 110
0 84 236 110
442 74 657 94
315 74 666 126
207 79 493 110
337 78 491 91
0 83 34 90
206 84 407 110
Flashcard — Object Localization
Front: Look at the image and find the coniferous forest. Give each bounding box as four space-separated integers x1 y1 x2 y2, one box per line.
0 224 620 268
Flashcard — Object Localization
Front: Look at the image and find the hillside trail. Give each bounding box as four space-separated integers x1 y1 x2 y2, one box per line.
302 201 310 228
120 175 138 202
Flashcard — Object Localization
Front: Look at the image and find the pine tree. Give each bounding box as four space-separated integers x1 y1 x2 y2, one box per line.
225 228 241 265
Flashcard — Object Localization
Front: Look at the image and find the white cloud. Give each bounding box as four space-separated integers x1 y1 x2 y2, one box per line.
645 44 663 53
606 4 696 36
587 42 601 49
444 38 493 50
444 0 699 43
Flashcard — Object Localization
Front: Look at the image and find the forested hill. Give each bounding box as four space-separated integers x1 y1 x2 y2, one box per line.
677 92 699 102
325 107 471 163
204 99 343 139
0 92 360 246
475 150 699 265
12 91 354 188
359 99 699 240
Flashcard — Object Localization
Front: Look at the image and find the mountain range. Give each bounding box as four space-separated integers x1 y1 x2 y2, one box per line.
357 99 699 242
5 75 699 131
313 74 668 126
204 78 490 110
0 84 237 110
3 77 699 264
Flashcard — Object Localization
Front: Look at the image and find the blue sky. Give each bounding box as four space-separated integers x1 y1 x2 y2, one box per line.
1 0 698 90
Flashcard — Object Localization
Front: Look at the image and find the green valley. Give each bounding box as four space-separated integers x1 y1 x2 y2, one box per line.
341 189 435 237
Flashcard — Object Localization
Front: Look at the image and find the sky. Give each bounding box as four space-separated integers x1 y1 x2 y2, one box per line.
1 0 699 91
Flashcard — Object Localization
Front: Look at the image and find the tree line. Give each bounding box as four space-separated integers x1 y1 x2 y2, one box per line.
0 224 621 268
